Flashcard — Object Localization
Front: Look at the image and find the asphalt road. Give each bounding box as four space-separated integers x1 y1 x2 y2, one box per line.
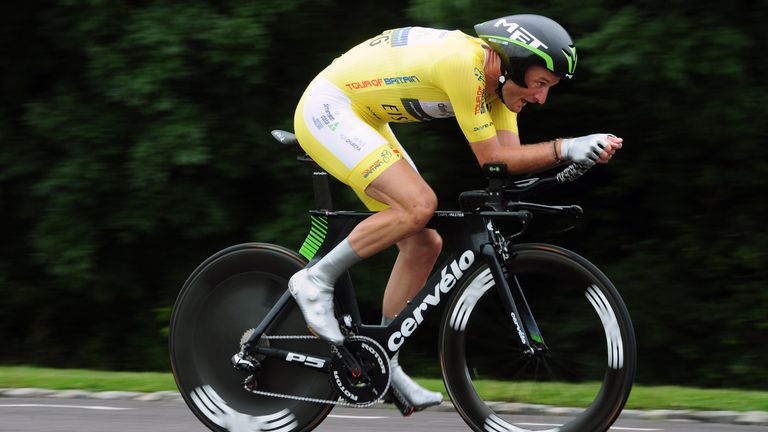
0 397 765 432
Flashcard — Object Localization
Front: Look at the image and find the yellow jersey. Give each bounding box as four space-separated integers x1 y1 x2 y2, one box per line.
319 27 518 142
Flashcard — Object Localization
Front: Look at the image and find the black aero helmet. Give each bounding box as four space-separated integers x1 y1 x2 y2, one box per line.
475 14 577 87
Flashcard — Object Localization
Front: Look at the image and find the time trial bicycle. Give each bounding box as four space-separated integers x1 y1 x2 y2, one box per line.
169 129 637 432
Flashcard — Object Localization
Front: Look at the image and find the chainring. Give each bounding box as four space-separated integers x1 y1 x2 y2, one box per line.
329 336 391 406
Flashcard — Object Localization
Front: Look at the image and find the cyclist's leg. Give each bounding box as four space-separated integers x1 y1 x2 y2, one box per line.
347 160 437 256
352 161 447 406
294 79 442 408
294 77 439 258
382 309 444 409
367 126 444 315
381 229 443 317
291 76 437 344
290 76 376 344
365 127 444 410
378 229 444 410
289 157 439 338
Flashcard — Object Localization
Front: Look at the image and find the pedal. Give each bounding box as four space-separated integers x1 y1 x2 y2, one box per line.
386 386 415 417
340 314 354 334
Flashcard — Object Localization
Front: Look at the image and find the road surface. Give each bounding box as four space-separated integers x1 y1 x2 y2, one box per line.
0 397 765 432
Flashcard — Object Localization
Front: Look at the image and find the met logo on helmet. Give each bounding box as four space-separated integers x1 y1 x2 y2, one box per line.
493 19 549 50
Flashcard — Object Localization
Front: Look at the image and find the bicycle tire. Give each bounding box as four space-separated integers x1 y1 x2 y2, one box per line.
169 243 335 432
440 243 636 432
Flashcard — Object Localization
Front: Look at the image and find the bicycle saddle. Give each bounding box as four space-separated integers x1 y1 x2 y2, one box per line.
271 129 299 147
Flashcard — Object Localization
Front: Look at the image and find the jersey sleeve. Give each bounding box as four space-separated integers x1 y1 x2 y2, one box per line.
430 52 498 142
487 97 518 135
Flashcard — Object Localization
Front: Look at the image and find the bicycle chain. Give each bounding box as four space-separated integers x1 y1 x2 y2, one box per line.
242 334 387 408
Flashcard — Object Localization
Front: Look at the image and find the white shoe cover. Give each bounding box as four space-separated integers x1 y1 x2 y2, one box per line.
390 356 443 410
288 269 344 345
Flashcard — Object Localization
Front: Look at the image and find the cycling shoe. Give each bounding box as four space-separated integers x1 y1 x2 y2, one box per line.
288 268 344 345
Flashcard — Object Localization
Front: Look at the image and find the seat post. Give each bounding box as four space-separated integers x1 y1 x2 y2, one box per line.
311 165 333 211
270 129 334 211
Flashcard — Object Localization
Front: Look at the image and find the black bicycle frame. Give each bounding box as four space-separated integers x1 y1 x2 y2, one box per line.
243 208 540 360
243 131 547 364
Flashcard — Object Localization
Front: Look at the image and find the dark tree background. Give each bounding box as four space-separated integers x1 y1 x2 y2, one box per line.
1 0 766 388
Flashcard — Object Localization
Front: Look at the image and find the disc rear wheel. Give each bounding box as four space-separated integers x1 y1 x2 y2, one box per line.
169 243 335 432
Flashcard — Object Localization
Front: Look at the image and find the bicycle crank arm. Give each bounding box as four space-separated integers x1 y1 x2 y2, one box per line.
332 344 368 382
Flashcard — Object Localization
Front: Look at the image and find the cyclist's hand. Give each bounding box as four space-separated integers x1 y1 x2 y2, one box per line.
561 134 623 165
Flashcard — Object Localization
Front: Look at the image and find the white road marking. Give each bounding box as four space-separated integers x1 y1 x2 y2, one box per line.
0 403 133 411
517 423 662 431
611 428 664 431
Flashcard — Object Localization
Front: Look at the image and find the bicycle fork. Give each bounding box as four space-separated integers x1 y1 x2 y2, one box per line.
482 244 548 355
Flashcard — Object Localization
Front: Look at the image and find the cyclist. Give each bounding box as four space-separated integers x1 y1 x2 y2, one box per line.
289 14 623 410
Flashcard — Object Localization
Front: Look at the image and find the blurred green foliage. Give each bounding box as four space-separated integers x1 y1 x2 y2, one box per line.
0 0 766 388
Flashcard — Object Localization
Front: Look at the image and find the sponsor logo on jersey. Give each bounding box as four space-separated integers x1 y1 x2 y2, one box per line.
313 103 340 131
361 159 383 179
360 146 401 179
384 76 419 85
369 27 449 48
473 122 493 132
340 133 362 151
364 105 382 120
381 104 409 122
391 27 413 47
474 67 485 83
380 149 393 163
474 85 486 115
345 75 420 90
363 159 384 178
401 99 454 121
368 30 393 46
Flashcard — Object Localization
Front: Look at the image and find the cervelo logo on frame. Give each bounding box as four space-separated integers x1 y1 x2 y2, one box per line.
388 250 475 351
493 18 549 50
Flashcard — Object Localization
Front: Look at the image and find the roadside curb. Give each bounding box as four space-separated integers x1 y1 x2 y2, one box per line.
2 387 767 426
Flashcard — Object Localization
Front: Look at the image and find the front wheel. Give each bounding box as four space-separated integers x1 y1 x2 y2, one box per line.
440 243 636 432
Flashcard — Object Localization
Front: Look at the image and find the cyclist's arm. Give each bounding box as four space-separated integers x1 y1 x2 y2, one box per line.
429 49 569 172
467 91 561 174
470 132 563 175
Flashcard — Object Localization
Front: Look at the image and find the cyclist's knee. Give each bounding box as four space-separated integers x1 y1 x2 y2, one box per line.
403 193 437 230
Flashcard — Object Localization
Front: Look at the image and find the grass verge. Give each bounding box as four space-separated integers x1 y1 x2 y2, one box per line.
1 366 766 412
0 366 175 393
416 378 768 412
